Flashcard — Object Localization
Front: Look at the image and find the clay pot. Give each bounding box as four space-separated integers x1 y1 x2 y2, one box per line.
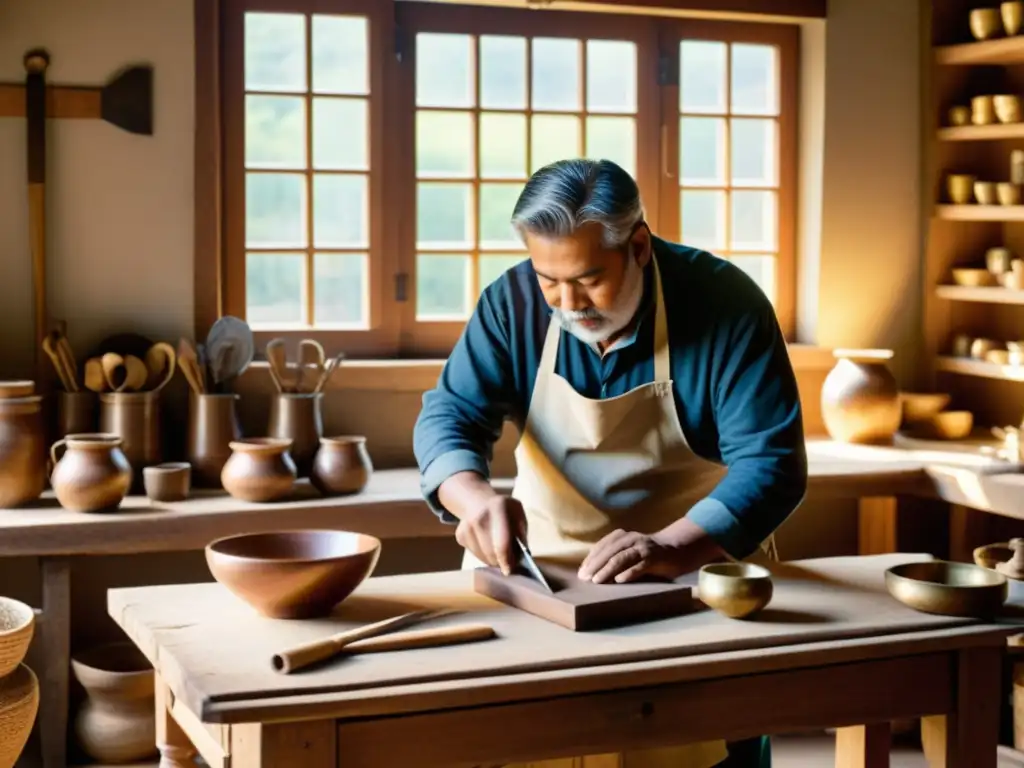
71 641 157 764
50 433 132 513
220 438 297 503
310 436 373 496
820 349 901 444
187 393 241 488
0 395 46 507
268 393 323 478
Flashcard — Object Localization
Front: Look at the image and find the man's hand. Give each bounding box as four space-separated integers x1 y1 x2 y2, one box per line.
578 518 725 584
454 496 528 576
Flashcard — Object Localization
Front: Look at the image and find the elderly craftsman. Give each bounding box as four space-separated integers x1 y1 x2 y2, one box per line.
413 158 808 768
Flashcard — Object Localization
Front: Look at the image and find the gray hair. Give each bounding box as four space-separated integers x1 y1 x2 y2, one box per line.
510 159 645 250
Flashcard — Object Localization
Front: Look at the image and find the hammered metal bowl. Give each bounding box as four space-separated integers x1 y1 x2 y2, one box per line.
698 562 774 619
885 560 1008 618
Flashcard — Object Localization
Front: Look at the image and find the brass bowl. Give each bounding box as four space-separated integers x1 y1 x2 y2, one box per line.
205 529 382 619
974 541 1012 570
698 562 773 619
946 173 976 203
952 267 996 287
971 7 1004 39
885 560 1007 618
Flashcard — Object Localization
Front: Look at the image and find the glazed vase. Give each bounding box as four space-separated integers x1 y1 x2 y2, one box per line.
310 436 373 495
71 641 157 764
50 433 132 513
221 438 297 503
0 395 46 507
820 349 901 444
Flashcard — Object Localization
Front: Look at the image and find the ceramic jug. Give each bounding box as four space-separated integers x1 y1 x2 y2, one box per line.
50 433 132 512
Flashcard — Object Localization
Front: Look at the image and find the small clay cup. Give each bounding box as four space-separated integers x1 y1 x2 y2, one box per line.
310 436 373 496
142 462 191 503
220 438 296 503
50 433 132 513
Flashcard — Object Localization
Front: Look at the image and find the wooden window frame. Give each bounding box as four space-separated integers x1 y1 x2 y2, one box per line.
196 0 800 359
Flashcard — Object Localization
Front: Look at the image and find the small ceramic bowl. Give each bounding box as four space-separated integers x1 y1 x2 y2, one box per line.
975 180 998 205
142 462 191 502
924 410 975 440
971 7 1004 40
698 562 773 619
995 94 1022 124
952 268 996 287
899 392 951 424
999 181 1023 205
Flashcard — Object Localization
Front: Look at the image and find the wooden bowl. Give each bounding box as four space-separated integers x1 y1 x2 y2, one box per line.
885 560 1007 618
0 598 34 679
899 392 951 423
205 530 382 619
698 562 773 619
0 381 34 399
952 268 996 286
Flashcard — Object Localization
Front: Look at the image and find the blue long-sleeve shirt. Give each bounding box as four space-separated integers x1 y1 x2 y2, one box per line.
413 236 808 559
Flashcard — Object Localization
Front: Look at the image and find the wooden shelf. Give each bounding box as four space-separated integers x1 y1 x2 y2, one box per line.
938 123 1024 141
935 204 1024 220
935 285 1024 303
935 36 1024 65
936 355 1024 381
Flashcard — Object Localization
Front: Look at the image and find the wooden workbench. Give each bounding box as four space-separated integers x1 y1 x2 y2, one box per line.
8 438 1022 768
108 553 1023 768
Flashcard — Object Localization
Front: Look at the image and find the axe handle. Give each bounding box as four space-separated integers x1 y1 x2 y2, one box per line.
0 83 100 120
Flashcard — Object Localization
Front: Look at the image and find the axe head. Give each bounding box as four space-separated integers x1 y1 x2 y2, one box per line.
101 65 153 135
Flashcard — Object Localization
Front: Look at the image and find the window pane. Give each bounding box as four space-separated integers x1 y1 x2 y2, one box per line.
245 13 305 92
313 98 367 171
246 173 306 248
313 174 368 248
532 38 581 111
730 255 776 305
313 252 367 326
481 36 527 109
479 183 525 250
586 40 636 113
531 115 581 172
417 111 475 178
245 95 305 170
417 254 471 319
479 254 527 291
246 252 305 325
312 15 368 95
417 33 474 108
731 43 778 115
680 40 726 114
731 118 776 186
417 183 474 249
731 190 777 251
480 113 527 179
680 117 725 185
680 190 726 251
585 117 636 176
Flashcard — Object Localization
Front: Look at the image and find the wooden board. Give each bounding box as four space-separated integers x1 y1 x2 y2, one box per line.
107 554 1024 723
472 563 693 630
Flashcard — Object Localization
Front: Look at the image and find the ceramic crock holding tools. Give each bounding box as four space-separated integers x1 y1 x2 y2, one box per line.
268 393 323 477
0 394 47 507
310 435 373 495
187 393 242 488
99 392 161 492
50 433 132 513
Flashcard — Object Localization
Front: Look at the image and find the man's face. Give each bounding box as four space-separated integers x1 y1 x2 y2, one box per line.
526 222 650 345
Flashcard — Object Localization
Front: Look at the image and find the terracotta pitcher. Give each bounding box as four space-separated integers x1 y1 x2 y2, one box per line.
821 349 901 444
71 641 157 764
0 395 46 507
187 393 242 488
311 436 373 495
50 433 132 513
268 393 323 477
221 438 297 503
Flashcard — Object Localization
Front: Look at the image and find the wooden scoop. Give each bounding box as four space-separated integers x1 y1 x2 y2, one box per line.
144 342 177 392
100 353 127 391
84 357 107 393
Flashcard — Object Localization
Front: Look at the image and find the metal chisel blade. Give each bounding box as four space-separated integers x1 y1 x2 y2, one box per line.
514 536 554 592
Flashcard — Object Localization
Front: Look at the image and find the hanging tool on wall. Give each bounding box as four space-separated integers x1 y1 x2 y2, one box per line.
2 49 154 387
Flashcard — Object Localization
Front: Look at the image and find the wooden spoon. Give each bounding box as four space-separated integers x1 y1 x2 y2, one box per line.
55 333 79 392
313 352 344 394
121 355 149 392
265 338 291 392
298 339 325 393
100 352 127 392
144 342 177 392
42 333 75 392
83 357 107 393
176 338 205 396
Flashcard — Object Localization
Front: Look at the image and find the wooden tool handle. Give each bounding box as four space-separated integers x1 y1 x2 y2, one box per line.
271 608 438 674
342 624 495 653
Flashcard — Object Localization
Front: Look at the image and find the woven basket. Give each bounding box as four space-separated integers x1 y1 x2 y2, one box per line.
0 664 38 768
0 599 33 680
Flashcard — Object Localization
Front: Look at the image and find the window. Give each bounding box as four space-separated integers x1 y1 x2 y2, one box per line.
211 2 798 358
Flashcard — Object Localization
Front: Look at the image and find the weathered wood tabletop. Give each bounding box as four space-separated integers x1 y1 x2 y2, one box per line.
110 553 1024 768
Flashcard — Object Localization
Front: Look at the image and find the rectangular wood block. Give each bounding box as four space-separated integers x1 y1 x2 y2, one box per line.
472 563 693 631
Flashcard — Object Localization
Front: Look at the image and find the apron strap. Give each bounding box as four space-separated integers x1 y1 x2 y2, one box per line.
651 255 671 383
538 309 562 377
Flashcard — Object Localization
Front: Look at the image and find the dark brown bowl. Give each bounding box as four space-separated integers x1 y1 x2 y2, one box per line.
204 530 381 619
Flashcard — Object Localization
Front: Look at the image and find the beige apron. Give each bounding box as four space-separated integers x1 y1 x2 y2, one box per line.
462 258 776 768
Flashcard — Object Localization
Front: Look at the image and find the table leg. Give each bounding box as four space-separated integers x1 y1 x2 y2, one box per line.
921 646 1001 768
835 724 890 768
232 721 336 767
156 676 197 768
37 556 70 768
858 497 897 555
